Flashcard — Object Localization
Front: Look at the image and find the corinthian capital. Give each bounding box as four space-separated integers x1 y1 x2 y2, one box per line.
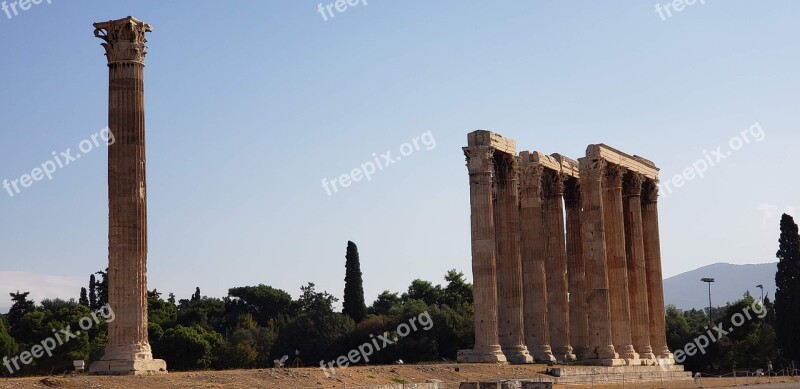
623 172 645 197
642 179 660 203
493 153 519 180
464 146 494 174
604 163 626 189
519 163 544 188
578 157 606 182
93 16 152 65
542 170 566 197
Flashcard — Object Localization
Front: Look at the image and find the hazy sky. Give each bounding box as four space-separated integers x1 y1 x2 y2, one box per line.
1 1 797 312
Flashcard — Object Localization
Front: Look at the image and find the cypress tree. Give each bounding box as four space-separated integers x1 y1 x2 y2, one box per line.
343 241 367 323
775 213 800 361
79 287 90 307
95 269 109 307
89 274 97 309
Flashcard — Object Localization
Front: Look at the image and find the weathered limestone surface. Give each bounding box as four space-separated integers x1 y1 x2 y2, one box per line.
642 180 674 362
89 16 166 375
602 164 639 363
518 159 555 362
458 145 506 363
578 157 621 365
542 170 575 362
494 153 532 363
564 178 589 358
623 172 655 361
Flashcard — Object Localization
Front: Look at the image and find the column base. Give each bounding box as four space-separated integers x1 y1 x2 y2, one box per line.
501 345 534 364
89 359 167 376
552 346 577 362
655 353 676 368
615 344 639 360
457 345 508 363
572 345 591 359
638 352 656 361
584 358 628 366
529 345 556 363
588 344 619 360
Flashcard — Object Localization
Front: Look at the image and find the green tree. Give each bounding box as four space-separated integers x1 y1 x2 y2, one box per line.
225 285 293 328
0 318 18 374
7 291 35 330
775 213 800 362
343 241 367 323
156 325 223 370
369 291 400 315
79 287 89 307
442 269 472 308
94 270 108 308
148 289 177 328
89 274 98 309
297 282 338 316
403 279 442 306
177 297 226 332
192 287 201 302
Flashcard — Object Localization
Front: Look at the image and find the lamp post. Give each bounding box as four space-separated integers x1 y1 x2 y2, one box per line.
701 278 715 323
757 284 764 304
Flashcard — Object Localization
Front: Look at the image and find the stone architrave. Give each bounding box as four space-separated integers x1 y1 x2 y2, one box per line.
457 146 506 363
542 170 575 362
89 16 167 375
602 164 639 363
494 153 533 363
564 178 589 358
519 160 556 362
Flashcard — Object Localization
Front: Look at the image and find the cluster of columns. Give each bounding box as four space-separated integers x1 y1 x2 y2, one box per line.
457 131 673 366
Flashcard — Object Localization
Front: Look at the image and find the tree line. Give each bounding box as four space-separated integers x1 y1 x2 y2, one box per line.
0 241 474 375
2 214 800 376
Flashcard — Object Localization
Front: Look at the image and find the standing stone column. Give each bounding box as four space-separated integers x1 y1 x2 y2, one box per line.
494 154 533 363
519 162 555 362
458 147 506 363
565 178 589 358
642 179 673 361
623 172 655 361
577 157 619 364
90 16 166 375
542 170 575 362
602 164 639 362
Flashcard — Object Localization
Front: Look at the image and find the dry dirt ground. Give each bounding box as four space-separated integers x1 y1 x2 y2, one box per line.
1 364 799 389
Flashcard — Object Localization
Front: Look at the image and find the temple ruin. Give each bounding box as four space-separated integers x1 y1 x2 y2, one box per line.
458 130 674 366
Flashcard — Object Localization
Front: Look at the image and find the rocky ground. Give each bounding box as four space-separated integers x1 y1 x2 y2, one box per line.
0 363 545 388
1 364 798 389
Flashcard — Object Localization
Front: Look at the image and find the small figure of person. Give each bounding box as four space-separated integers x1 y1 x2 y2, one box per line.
767 360 773 376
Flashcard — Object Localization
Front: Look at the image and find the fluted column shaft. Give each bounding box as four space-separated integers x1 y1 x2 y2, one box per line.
578 158 618 361
623 172 655 360
494 154 532 363
106 60 152 360
462 147 505 362
565 178 589 357
519 164 555 362
542 170 575 362
602 165 638 361
642 180 672 359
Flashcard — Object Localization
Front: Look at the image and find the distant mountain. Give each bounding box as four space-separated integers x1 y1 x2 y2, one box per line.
663 262 777 310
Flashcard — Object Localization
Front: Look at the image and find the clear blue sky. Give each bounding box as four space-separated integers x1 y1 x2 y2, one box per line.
1 1 797 311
